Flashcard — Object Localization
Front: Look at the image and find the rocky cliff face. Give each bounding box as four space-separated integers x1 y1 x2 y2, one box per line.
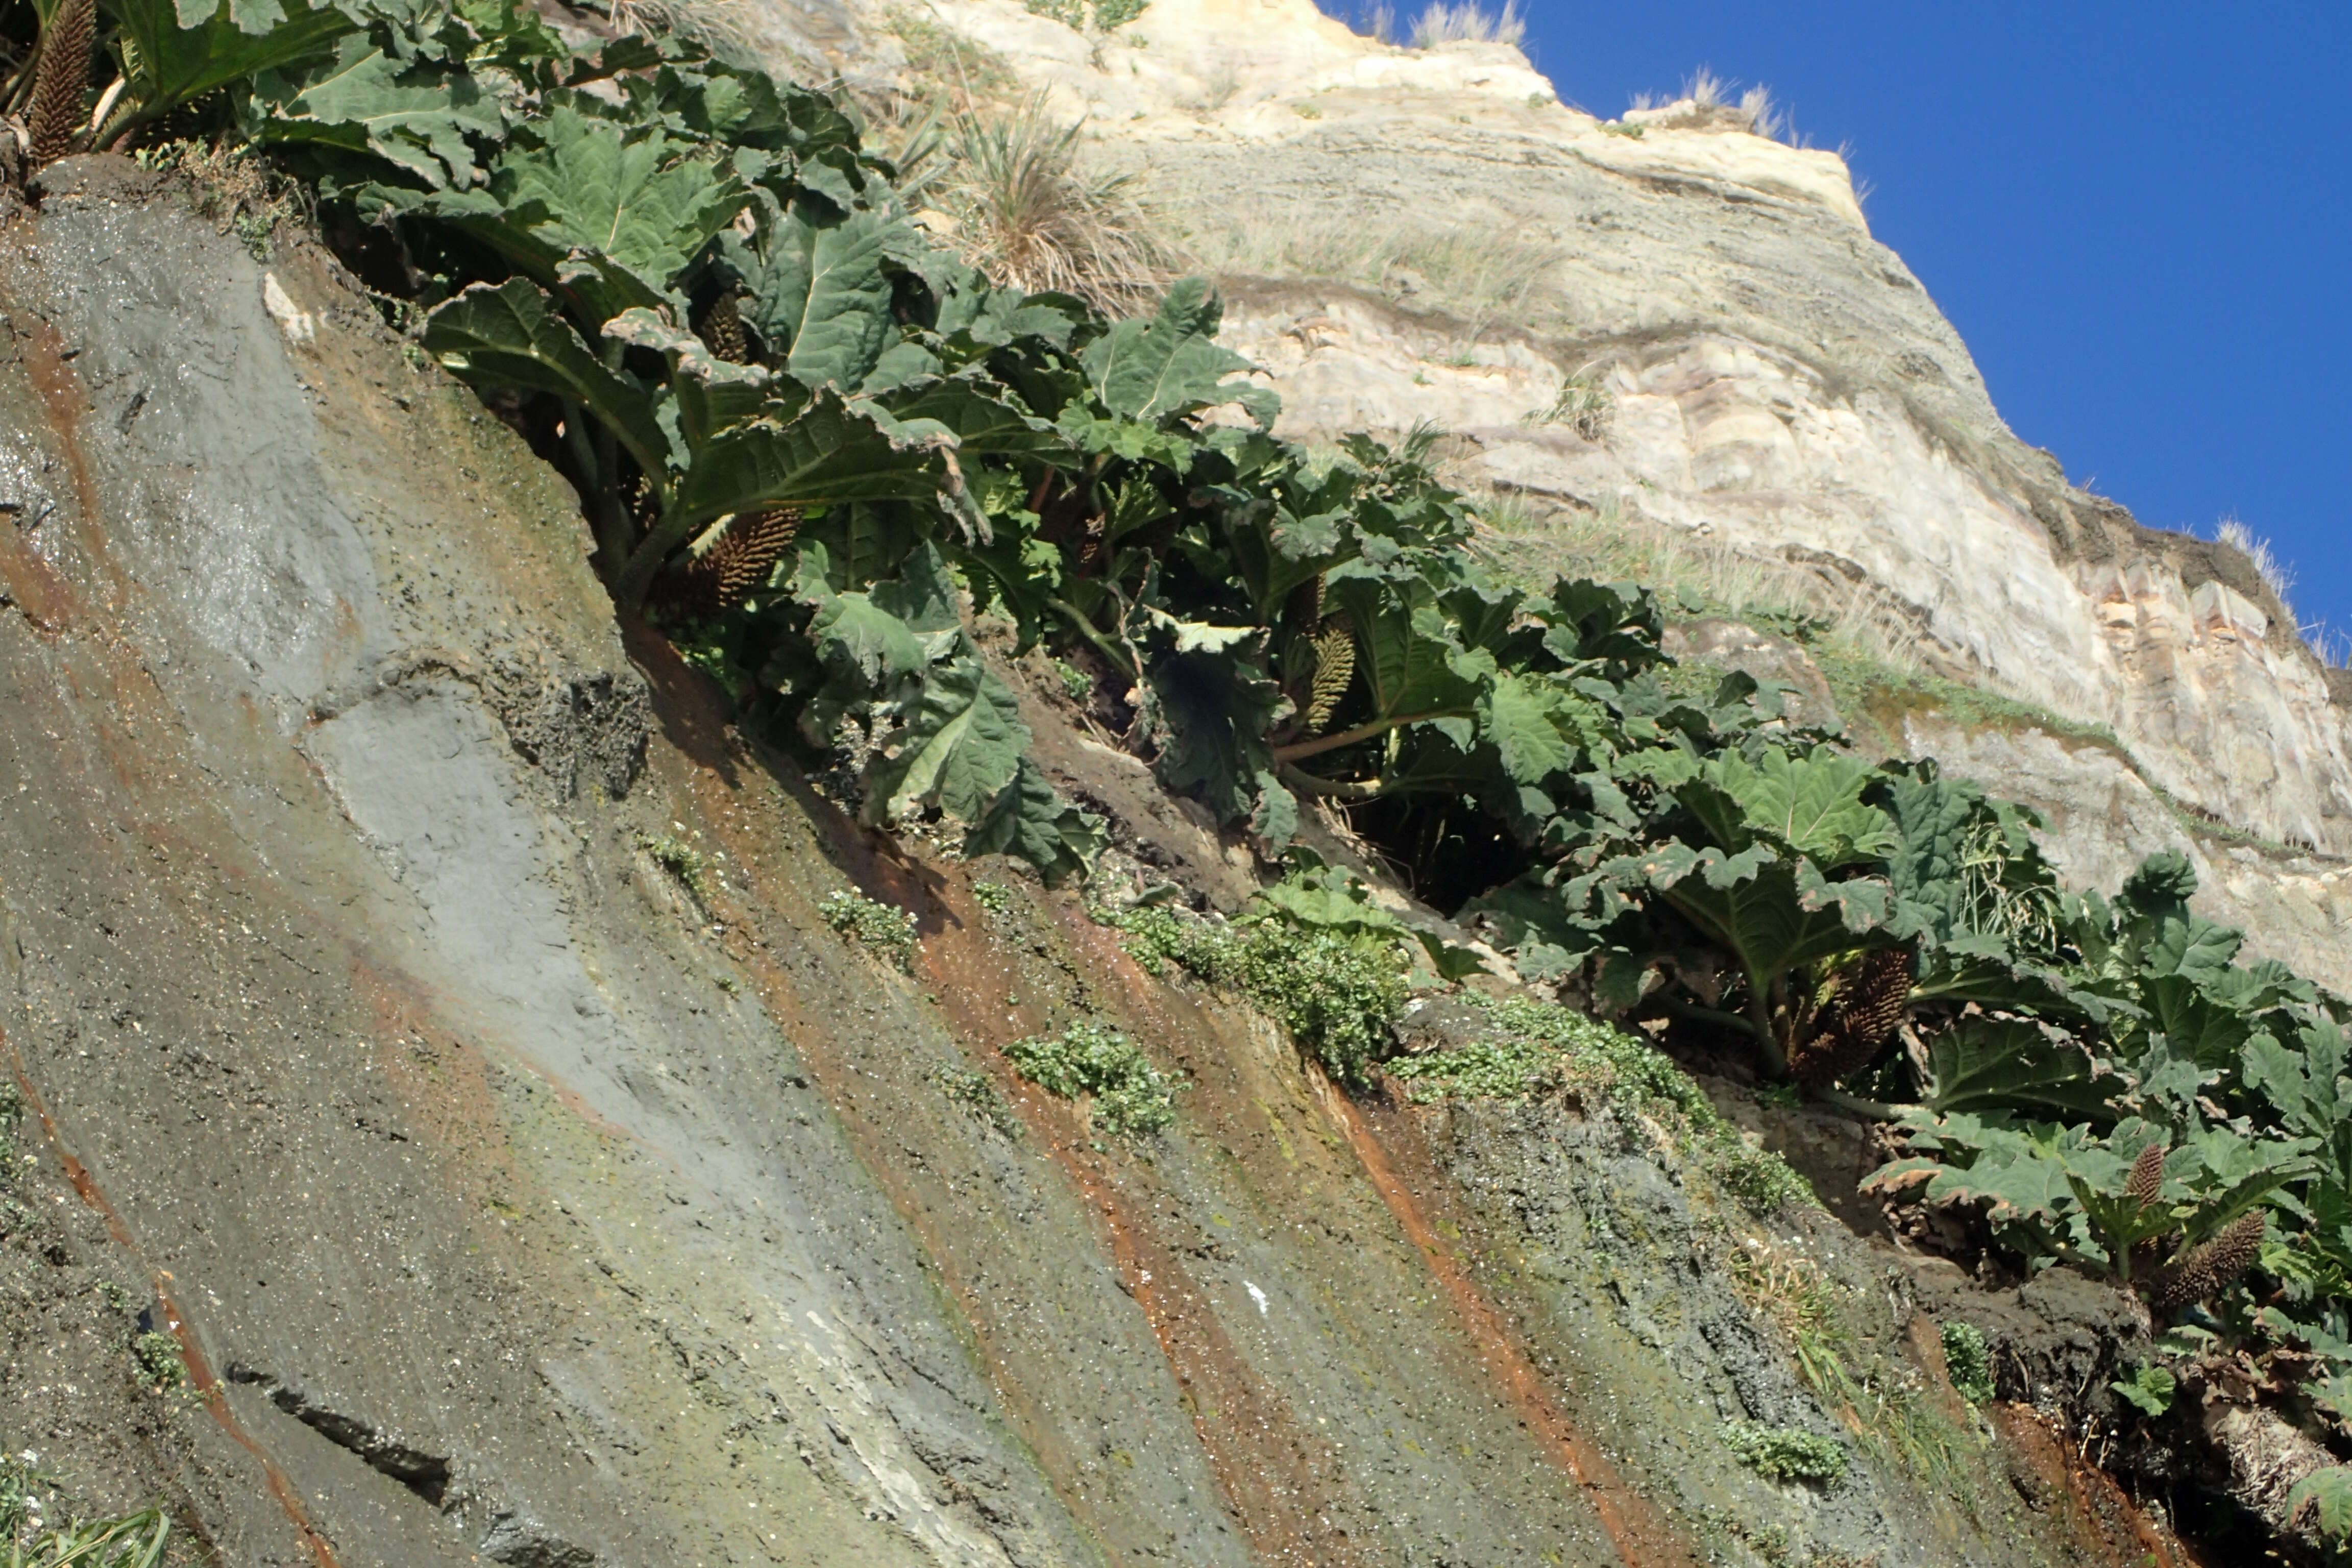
844 0 2351 986
4 8 2341 1565
0 162 2204 1567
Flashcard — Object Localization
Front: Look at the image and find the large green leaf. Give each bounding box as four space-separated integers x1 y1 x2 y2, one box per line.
1633 842 1884 989
2287 1468 2352 1544
866 654 1028 824
1866 1129 2074 1225
1082 277 1256 422
1696 747 1898 868
1924 1019 2114 1120
423 279 671 481
1148 646 1285 823
494 103 745 298
118 0 353 129
664 390 942 540
603 308 770 459
1878 765 1979 943
734 208 896 389
1321 572 1483 727
248 36 501 188
1480 668 1586 788
964 758 1104 887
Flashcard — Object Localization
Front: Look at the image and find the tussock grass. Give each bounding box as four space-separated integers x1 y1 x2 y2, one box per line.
2206 517 2349 671
1 1459 171 1567
933 93 1172 315
1335 3 1527 53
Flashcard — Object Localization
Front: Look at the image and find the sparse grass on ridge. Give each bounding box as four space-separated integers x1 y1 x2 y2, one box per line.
1173 210 1561 338
1468 494 1928 679
1627 67 1794 144
1336 1 1523 50
1407 0 1524 47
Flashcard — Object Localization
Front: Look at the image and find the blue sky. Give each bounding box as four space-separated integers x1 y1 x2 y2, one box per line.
1315 2 2352 647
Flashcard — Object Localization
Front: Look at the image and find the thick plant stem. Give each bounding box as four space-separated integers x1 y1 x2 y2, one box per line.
1277 763 1389 801
560 401 634 575
1048 597 1141 681
27 0 94 167
1747 967 1787 1077
1271 709 1469 764
1662 999 1763 1040
1806 1085 1904 1122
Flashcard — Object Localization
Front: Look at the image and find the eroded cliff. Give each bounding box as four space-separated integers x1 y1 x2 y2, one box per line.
0 161 2200 1566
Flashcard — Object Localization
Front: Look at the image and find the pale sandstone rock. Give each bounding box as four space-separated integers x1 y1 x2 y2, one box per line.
805 0 2352 963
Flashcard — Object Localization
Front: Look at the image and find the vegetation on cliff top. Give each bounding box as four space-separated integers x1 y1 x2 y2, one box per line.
11 0 2352 1546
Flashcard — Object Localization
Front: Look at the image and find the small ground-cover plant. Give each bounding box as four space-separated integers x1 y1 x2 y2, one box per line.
638 832 713 902
1720 1420 1847 1485
131 1331 187 1395
821 890 920 970
1005 1022 1178 1136
1941 1320 1994 1406
1102 865 1423 1082
928 1063 1023 1138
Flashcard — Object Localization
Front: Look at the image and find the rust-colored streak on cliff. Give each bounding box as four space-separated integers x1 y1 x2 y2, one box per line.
646 695 1369 1564
924 889 1371 1568
1310 1071 1699 1568
4 1022 345 1568
1992 1406 2206 1568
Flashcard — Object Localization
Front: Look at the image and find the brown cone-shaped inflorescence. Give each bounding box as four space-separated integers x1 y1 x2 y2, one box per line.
2147 1210 2268 1314
28 0 95 168
697 288 751 363
1788 946 1913 1087
1282 572 1326 639
1304 619 1356 734
2128 1142 2168 1209
647 508 802 621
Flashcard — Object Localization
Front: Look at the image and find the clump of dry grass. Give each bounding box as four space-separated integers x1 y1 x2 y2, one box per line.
1628 67 1790 142
608 0 755 59
930 93 1173 315
1407 0 1525 47
2217 514 2295 605
2211 516 2344 669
